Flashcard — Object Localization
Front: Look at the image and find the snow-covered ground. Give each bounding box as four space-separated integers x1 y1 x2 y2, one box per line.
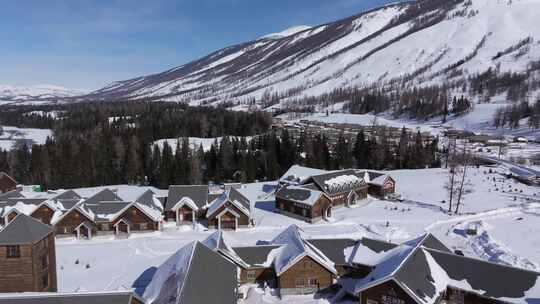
52 165 540 303
0 125 53 150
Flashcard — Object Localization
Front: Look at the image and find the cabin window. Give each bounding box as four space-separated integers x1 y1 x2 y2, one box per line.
140 223 148 230
247 270 256 280
6 245 21 258
101 223 110 231
41 254 49 270
41 273 49 289
295 278 305 288
308 278 318 286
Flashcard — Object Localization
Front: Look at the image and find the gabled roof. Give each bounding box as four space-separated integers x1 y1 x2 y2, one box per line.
206 188 251 218
83 201 128 222
271 225 337 276
233 245 282 267
53 189 81 200
275 185 325 207
0 189 23 201
143 241 237 304
167 185 208 211
308 239 357 265
309 170 367 195
83 188 122 205
279 165 328 185
0 214 53 245
136 190 164 212
348 234 540 304
202 230 249 268
0 291 143 304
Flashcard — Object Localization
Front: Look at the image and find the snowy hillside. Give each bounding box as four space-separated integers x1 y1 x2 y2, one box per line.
0 84 86 104
82 0 540 107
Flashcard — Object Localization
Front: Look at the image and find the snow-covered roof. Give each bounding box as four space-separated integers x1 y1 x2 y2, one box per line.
275 185 325 206
279 165 328 185
344 234 540 304
310 170 367 195
143 241 237 304
202 231 249 268
270 225 337 276
206 188 251 219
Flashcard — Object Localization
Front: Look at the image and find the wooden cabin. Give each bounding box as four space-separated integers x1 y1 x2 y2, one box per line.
165 185 209 225
0 214 57 293
275 186 332 223
307 170 369 207
206 188 251 230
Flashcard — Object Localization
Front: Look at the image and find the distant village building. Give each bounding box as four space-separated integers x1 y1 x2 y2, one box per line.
0 172 17 194
0 214 57 293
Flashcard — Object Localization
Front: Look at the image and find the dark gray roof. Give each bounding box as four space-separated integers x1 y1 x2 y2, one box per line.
208 193 222 203
136 190 163 211
83 201 130 221
5 197 48 206
149 241 237 304
308 239 357 265
54 190 81 200
57 199 80 210
228 187 250 211
0 291 139 304
275 186 323 206
309 170 366 195
0 214 53 245
428 248 540 300
84 189 122 205
233 245 282 266
359 237 399 253
180 242 238 304
353 234 540 303
166 185 208 211
0 189 23 201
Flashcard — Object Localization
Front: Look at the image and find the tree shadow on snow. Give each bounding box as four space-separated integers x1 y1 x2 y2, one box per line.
132 266 157 296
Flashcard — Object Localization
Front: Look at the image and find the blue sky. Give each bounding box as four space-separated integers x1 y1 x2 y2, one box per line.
0 0 397 90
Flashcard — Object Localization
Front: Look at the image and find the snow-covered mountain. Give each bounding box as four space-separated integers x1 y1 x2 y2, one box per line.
0 84 86 104
81 0 540 107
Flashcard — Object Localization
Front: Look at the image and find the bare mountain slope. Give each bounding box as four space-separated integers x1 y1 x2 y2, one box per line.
83 0 540 107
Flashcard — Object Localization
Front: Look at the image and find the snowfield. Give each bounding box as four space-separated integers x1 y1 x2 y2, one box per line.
0 125 53 150
52 165 540 304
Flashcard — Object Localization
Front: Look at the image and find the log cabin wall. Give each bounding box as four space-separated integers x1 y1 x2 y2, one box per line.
31 205 55 225
54 209 92 235
278 255 334 295
207 201 250 228
239 267 277 285
0 232 57 292
360 280 417 304
112 206 158 231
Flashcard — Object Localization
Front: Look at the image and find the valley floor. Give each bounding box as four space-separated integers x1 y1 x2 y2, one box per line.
54 166 540 303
